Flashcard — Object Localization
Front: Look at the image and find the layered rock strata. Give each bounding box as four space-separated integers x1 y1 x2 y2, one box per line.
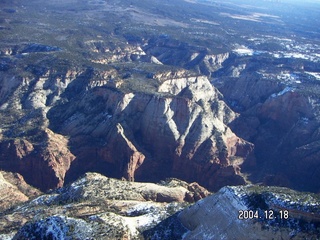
0 171 41 212
49 73 254 191
0 60 254 191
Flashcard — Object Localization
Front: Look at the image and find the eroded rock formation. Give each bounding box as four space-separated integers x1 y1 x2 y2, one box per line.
0 172 210 239
177 185 320 239
0 129 75 191
214 57 320 192
46 72 254 191
0 60 253 191
0 171 41 211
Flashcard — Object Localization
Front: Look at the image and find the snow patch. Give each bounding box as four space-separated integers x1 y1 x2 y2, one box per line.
220 12 278 23
276 72 297 81
305 71 320 80
233 46 254 56
70 177 87 188
123 213 160 236
0 232 16 240
126 202 158 216
273 50 320 62
271 87 294 98
283 52 309 60
220 186 247 210
26 194 59 207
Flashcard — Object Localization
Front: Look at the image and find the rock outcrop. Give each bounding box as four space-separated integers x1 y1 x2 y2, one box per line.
46 72 254 191
0 129 75 191
176 185 320 239
2 0 319 195
214 59 320 192
1 174 319 239
0 171 41 212
0 42 253 191
0 54 254 192
144 37 230 77
0 172 209 239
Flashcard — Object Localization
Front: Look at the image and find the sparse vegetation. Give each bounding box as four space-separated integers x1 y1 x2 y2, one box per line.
1 0 320 238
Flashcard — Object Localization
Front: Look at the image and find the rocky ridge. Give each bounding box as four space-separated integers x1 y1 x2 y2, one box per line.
0 172 209 239
0 129 75 191
0 52 254 191
1 173 319 239
0 1 248 191
213 52 320 192
0 0 320 198
177 185 320 239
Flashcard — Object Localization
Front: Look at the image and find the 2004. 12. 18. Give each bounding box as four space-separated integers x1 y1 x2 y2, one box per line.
238 209 289 220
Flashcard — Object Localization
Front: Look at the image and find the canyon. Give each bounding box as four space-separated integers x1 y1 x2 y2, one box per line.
0 0 320 238
1 0 319 193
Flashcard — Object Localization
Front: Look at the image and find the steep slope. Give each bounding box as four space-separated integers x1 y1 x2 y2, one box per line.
147 185 320 239
0 171 41 212
0 0 257 192
213 51 320 192
1 0 320 195
0 129 75 191
47 69 254 191
0 48 254 191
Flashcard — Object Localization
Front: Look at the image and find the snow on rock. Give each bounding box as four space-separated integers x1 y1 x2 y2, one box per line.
306 71 320 80
232 45 254 56
0 232 16 240
270 86 294 98
276 72 297 82
1 173 203 239
178 185 320 239
122 212 161 237
179 186 248 240
26 194 60 208
13 215 93 240
126 202 161 216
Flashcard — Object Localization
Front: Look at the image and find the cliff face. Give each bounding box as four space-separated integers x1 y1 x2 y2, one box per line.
0 171 41 212
48 72 254 191
0 55 253 191
143 37 230 76
0 129 75 191
214 60 320 192
256 91 320 192
1 0 319 194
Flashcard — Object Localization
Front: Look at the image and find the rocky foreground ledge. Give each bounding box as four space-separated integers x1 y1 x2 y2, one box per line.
0 172 319 239
0 172 209 239
179 185 320 239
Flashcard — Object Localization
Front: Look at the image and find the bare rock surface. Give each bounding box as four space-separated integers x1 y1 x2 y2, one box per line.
1 173 319 240
0 172 209 239
0 129 75 191
0 53 254 192
0 0 320 197
214 58 320 192
54 72 253 191
177 186 320 240
130 185 320 239
0 171 41 212
0 0 259 192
